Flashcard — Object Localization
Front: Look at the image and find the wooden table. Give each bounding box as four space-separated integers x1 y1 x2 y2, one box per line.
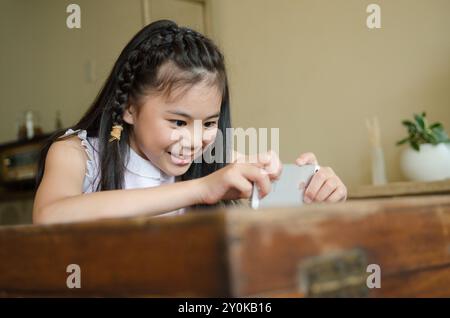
1 194 450 297
349 179 450 199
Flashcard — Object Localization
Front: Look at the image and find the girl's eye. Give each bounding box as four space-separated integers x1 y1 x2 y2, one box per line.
204 121 218 128
170 120 187 127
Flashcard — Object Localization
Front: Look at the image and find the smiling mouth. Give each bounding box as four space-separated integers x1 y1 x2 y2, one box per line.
167 151 194 159
167 151 194 165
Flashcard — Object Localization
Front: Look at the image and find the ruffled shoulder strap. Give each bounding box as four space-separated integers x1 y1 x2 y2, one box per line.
60 128 100 193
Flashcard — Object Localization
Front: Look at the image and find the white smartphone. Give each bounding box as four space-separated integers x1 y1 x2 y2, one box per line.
250 164 319 209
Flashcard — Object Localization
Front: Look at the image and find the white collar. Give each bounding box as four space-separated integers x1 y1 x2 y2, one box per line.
126 146 172 181
70 130 172 182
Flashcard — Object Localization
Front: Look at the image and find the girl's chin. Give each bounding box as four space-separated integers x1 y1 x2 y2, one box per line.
157 150 207 177
159 154 193 176
161 163 192 177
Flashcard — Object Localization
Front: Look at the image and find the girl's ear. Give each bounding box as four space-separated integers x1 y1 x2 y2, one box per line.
122 105 136 125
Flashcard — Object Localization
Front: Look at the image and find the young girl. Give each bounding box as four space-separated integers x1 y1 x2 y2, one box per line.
33 20 347 225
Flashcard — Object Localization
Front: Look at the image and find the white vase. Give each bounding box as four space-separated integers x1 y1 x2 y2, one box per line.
400 143 450 181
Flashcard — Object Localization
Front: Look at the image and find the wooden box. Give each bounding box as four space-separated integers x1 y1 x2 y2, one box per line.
1 195 450 297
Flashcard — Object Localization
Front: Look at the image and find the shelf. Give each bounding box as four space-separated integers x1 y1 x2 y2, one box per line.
348 179 450 199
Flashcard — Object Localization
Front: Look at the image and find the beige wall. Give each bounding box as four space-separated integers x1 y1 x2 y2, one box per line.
0 0 144 142
209 0 450 189
1 0 449 189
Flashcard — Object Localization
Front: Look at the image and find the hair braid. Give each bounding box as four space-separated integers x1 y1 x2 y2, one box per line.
110 28 180 131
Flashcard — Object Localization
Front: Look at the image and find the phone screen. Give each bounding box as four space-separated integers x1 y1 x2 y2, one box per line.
254 164 318 209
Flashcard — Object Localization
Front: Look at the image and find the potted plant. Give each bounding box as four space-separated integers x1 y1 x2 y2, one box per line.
396 112 450 181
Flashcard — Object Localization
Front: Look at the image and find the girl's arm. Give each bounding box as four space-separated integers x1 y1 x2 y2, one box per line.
33 137 203 225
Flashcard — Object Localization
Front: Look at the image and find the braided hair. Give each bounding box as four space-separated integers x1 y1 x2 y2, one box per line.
36 20 234 209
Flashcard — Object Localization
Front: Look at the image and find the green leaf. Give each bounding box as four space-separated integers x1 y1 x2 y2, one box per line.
432 127 449 143
402 121 416 135
414 113 425 131
429 134 438 144
396 137 409 145
402 120 415 127
410 140 420 151
423 127 435 143
429 122 443 130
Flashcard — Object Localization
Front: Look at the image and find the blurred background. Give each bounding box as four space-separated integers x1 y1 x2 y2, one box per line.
0 0 449 224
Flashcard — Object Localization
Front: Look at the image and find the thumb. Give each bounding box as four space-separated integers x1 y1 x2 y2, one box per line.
295 152 318 166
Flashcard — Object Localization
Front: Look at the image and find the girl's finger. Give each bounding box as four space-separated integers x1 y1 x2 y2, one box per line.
296 152 319 166
260 150 282 181
232 150 250 163
234 175 254 199
303 169 328 203
239 164 272 198
314 178 338 202
325 186 347 203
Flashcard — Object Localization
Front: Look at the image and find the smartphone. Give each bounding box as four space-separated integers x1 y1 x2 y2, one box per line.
250 164 319 209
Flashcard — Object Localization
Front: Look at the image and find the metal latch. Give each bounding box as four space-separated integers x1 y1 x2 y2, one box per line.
298 248 369 297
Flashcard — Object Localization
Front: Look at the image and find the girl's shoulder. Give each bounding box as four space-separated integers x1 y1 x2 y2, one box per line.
45 130 89 180
49 129 99 173
55 129 88 154
55 129 100 187
37 130 94 207
57 129 98 154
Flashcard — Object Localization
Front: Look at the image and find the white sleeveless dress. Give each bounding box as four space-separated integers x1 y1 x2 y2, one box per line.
61 129 185 217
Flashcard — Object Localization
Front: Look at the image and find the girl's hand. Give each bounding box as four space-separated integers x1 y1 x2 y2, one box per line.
196 162 274 205
296 152 347 203
199 151 282 204
233 150 283 182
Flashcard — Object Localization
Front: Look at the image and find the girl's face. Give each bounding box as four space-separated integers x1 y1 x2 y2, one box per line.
123 80 222 177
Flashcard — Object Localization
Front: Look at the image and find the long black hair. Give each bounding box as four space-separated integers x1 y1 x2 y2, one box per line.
36 20 235 209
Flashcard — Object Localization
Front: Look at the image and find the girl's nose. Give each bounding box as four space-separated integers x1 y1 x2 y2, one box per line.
178 126 203 151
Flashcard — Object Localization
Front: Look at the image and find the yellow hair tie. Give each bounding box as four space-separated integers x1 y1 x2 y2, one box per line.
109 124 123 142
